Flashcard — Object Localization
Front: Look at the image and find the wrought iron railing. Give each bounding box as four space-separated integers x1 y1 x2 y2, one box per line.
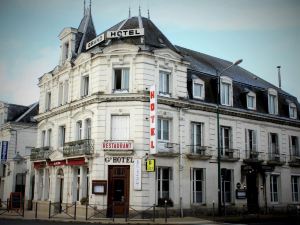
188 145 212 156
267 153 286 164
30 147 52 161
220 148 240 160
63 139 94 157
244 150 265 161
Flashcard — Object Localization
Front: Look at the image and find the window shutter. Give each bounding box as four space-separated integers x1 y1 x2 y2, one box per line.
58 83 63 105
253 130 257 151
289 135 292 156
191 123 195 146
169 167 173 180
245 129 248 151
268 133 271 153
122 69 129 90
229 128 233 149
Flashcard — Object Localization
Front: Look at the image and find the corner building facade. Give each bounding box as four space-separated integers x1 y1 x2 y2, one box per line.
31 7 300 216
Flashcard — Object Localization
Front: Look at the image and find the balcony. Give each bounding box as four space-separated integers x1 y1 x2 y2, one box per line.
30 146 52 161
155 142 179 157
186 146 212 160
243 150 264 164
220 148 240 162
289 155 300 167
267 153 286 166
63 139 94 157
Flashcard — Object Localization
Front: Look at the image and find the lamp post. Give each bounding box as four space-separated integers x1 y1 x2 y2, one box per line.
217 59 242 216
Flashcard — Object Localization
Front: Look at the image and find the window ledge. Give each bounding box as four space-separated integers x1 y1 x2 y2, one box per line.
113 89 129 94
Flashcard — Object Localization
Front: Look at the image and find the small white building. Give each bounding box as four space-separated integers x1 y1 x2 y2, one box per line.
0 101 38 207
31 4 300 216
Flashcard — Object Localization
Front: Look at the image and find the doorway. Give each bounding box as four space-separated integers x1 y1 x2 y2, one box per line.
107 165 130 217
246 172 259 212
57 169 64 213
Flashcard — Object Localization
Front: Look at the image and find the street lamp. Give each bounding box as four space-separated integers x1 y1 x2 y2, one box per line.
217 59 242 216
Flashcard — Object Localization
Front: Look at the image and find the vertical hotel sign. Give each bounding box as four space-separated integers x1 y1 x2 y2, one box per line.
149 85 157 154
1 141 8 162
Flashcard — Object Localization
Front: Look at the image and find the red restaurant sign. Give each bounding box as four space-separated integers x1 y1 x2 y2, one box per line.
102 140 134 150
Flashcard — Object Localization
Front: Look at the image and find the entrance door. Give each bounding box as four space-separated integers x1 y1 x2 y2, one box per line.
246 172 259 212
107 165 130 217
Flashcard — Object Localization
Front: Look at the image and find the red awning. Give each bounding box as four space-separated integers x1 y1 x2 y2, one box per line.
67 157 86 166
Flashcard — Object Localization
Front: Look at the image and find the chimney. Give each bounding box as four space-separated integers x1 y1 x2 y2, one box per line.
277 66 281 89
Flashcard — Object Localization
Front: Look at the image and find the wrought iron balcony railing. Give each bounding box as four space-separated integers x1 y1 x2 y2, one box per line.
30 146 52 161
63 139 94 157
186 145 212 160
220 148 240 161
267 152 286 165
244 150 265 162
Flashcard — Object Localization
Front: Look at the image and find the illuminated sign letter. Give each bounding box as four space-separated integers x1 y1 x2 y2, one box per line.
149 85 157 154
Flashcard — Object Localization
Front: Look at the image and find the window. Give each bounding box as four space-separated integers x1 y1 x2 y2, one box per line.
63 81 69 104
191 122 203 153
247 92 256 110
268 89 278 115
85 118 91 139
64 42 69 61
111 115 130 140
114 68 129 92
269 133 279 154
81 75 89 97
191 168 205 203
193 79 204 100
45 92 51 111
289 103 297 119
159 71 170 95
270 175 279 203
76 121 82 140
245 129 257 152
59 125 66 147
157 167 172 200
47 129 52 147
220 126 232 155
158 118 170 141
220 77 232 106
221 169 233 203
58 82 63 106
292 176 300 202
290 136 299 157
41 130 46 147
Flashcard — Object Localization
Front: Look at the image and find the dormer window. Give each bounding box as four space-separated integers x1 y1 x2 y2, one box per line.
220 77 233 106
289 103 297 119
159 71 171 96
268 89 278 115
247 91 256 110
113 68 129 92
193 78 205 100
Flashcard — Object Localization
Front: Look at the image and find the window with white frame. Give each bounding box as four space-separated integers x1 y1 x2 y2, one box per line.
220 77 232 106
292 176 300 202
270 174 279 203
85 118 91 139
193 78 204 100
269 133 279 155
47 129 52 147
41 130 46 147
81 75 89 97
220 126 232 155
159 71 170 95
221 169 233 203
191 122 203 153
156 167 172 200
59 125 66 147
290 136 299 157
245 129 257 152
158 118 170 141
289 103 297 119
247 92 256 110
58 82 63 106
268 89 278 115
111 115 130 140
45 92 51 111
113 68 129 92
58 80 69 106
76 121 82 140
191 168 205 203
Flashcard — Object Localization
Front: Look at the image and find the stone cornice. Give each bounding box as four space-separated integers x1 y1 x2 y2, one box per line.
35 93 300 128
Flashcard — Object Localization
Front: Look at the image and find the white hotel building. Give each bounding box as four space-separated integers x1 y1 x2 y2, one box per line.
31 5 300 216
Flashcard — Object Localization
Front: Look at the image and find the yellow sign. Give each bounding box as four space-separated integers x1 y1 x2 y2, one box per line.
146 159 155 172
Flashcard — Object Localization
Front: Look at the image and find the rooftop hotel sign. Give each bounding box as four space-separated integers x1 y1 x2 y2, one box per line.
107 28 144 39
86 33 105 50
149 85 157 154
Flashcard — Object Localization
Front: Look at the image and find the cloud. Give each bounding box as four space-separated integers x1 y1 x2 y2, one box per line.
0 47 59 106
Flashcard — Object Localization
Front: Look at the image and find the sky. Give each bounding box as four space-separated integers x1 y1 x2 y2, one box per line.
0 0 299 106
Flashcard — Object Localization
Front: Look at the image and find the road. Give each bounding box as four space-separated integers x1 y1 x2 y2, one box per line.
0 218 299 225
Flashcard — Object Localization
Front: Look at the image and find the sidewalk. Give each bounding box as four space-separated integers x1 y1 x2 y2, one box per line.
0 209 220 224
